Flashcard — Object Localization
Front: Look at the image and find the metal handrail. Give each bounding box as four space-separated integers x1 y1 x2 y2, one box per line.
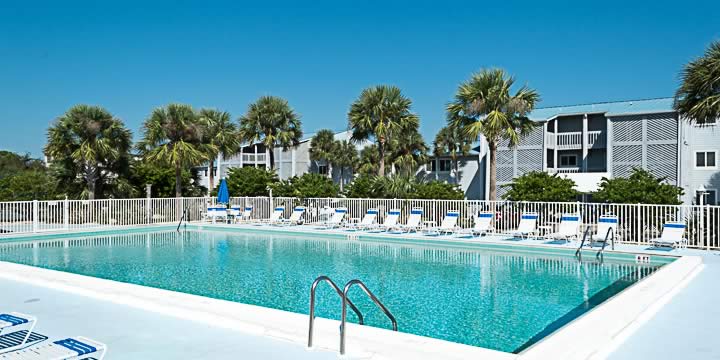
176 204 189 232
340 279 397 355
575 226 593 256
307 276 364 348
597 227 615 258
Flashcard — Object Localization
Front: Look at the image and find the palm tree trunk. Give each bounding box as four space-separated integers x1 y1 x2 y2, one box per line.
328 161 333 180
268 146 275 169
488 142 497 201
86 165 96 200
339 167 344 192
452 154 459 184
378 140 385 177
175 161 182 198
208 160 215 192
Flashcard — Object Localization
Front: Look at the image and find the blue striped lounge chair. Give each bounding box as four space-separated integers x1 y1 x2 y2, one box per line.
509 212 538 239
1 336 106 359
651 221 687 249
0 312 46 354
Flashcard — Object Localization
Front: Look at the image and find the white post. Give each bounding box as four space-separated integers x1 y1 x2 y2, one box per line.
63 196 69 230
582 114 589 172
32 200 38 233
699 187 705 249
146 185 152 225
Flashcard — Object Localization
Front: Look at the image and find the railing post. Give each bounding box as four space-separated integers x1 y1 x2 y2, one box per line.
63 197 69 230
32 200 38 232
146 196 151 225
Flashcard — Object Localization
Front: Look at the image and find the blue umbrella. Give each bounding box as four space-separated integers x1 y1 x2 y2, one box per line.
217 178 230 204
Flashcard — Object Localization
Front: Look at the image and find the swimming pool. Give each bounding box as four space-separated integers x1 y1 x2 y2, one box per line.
0 226 670 353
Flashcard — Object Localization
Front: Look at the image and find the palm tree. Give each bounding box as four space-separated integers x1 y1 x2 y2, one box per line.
45 105 132 200
238 96 302 169
331 140 359 191
348 85 419 177
433 125 473 183
388 123 428 176
447 69 539 200
138 104 209 198
309 129 337 178
199 109 240 191
675 40 720 124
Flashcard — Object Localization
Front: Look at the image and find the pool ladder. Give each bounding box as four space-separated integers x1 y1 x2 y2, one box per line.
576 226 615 259
308 276 398 355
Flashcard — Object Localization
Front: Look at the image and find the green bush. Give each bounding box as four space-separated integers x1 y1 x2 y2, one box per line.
594 168 683 205
131 160 206 198
0 170 59 201
502 171 579 202
270 173 339 198
342 174 465 200
413 181 464 200
223 167 278 197
342 174 377 198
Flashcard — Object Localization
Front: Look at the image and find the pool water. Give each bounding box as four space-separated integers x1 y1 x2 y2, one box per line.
0 228 667 353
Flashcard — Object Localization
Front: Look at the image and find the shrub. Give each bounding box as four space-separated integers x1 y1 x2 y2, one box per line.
224 167 278 197
594 168 683 205
413 181 464 200
0 170 59 201
270 173 339 198
343 174 464 200
502 171 579 202
342 174 377 198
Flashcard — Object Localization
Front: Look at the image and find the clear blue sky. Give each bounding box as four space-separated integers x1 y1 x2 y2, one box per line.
1 0 717 157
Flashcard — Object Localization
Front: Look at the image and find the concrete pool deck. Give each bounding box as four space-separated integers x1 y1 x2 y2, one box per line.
0 224 716 359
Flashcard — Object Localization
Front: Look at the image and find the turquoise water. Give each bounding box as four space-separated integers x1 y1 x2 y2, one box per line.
0 228 666 353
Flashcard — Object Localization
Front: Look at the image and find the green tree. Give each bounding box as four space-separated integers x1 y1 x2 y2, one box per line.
0 170 59 201
675 40 720 124
238 96 302 169
448 69 539 200
594 168 683 205
271 173 339 198
502 171 579 202
138 104 209 198
224 167 278 196
342 173 378 198
45 105 132 200
309 129 337 178
413 181 464 200
356 145 383 176
348 85 419 177
200 109 240 192
130 160 206 198
0 151 45 179
388 123 428 176
371 174 417 199
433 125 473 183
331 140 358 191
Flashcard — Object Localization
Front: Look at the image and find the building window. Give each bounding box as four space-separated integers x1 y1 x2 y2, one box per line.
696 189 717 205
695 151 717 168
559 154 578 167
695 118 718 126
426 160 437 172
439 159 452 172
318 165 328 175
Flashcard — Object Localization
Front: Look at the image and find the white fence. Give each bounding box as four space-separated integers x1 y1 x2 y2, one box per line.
1 197 719 250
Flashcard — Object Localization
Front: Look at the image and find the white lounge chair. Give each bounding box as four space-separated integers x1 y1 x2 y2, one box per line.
228 206 242 223
347 208 378 231
320 207 347 229
240 205 254 222
591 215 619 245
261 206 285 225
509 212 538 239
651 221 687 249
425 210 460 236
277 206 305 226
460 211 494 237
1 336 106 360
546 213 581 243
374 209 401 232
0 312 44 354
395 207 423 233
206 206 228 223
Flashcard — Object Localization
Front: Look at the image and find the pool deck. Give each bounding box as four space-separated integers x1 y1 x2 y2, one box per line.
0 224 718 359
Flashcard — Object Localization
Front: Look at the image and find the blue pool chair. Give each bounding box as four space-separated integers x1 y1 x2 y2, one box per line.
1 336 106 360
0 312 47 354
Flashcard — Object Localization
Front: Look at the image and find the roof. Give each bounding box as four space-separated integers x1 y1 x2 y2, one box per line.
528 97 675 121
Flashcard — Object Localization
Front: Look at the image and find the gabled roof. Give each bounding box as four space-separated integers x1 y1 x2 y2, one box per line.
528 97 675 121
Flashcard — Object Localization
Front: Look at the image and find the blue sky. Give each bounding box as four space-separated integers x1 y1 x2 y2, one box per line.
0 0 717 157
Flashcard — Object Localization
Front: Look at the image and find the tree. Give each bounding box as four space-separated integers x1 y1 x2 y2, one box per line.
271 173 339 198
433 125 473 183
594 168 683 205
200 109 240 191
356 145 383 176
0 151 45 179
130 160 206 198
342 173 378 198
45 105 132 200
309 129 337 179
447 69 539 200
331 140 358 191
223 167 278 196
388 122 428 176
348 85 419 177
138 104 209 198
238 96 302 169
675 40 720 124
0 170 59 201
370 174 417 199
413 181 464 200
502 171 579 202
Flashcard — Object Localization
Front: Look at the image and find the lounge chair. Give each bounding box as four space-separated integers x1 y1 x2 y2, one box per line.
509 212 538 239
395 207 423 233
1 336 106 360
424 210 460 236
347 208 378 231
0 312 45 354
206 206 227 223
277 206 305 226
546 213 581 243
240 205 254 222
320 207 347 229
374 209 401 232
460 211 494 237
651 221 687 249
591 214 619 245
260 206 285 225
228 206 242 223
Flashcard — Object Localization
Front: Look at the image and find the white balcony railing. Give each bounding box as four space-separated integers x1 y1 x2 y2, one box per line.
547 167 580 173
587 130 606 148
556 132 583 149
241 153 267 163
